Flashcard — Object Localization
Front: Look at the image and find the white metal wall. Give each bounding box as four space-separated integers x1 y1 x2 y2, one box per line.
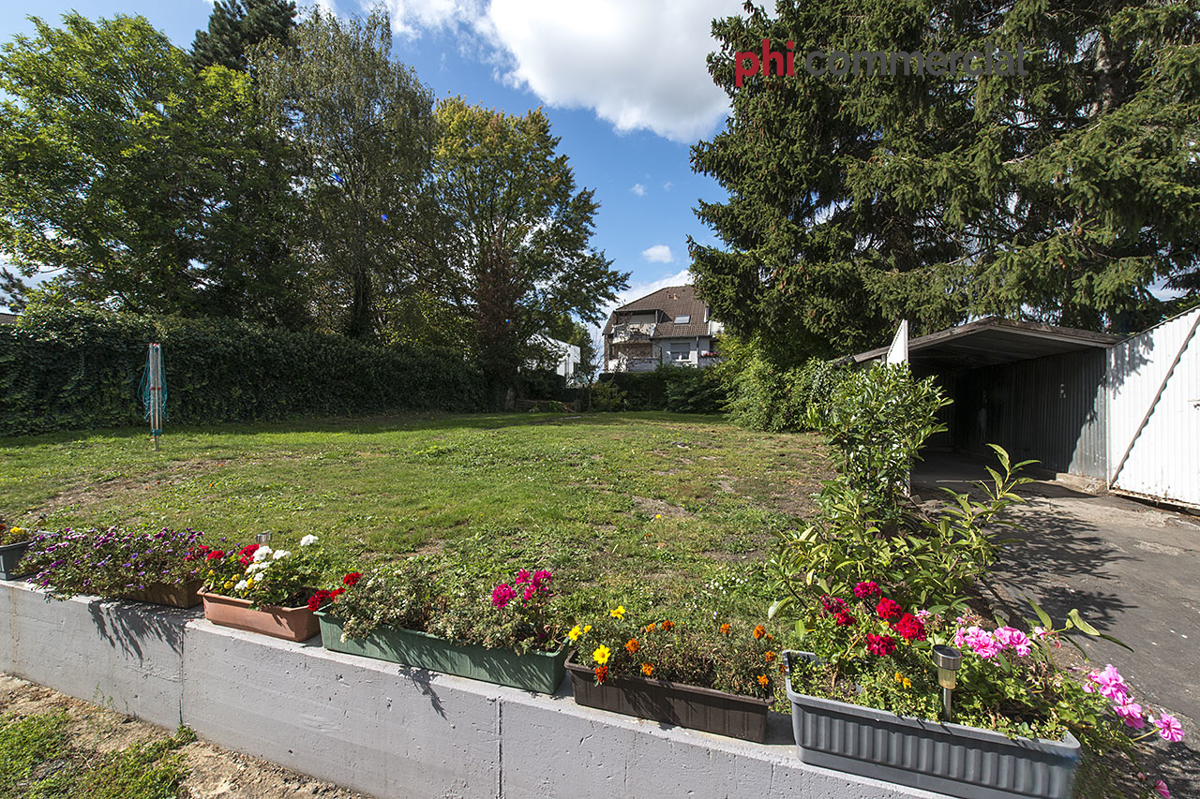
1108 306 1200 508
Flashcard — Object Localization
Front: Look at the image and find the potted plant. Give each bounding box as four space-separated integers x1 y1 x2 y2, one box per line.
0 519 37 581
783 582 1184 799
314 560 568 693
199 534 333 641
566 610 778 742
23 527 210 607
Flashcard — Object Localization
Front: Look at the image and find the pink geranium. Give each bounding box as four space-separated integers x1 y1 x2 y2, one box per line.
491 583 517 609
853 581 880 599
994 626 1032 657
1152 713 1184 743
1154 779 1170 797
1113 693 1145 728
1087 664 1129 700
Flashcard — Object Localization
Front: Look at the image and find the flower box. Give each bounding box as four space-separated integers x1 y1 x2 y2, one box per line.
0 540 32 581
785 651 1080 799
120 579 203 609
199 588 319 642
315 609 568 694
565 652 773 742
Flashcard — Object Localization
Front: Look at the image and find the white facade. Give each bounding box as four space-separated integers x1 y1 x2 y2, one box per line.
529 334 581 379
607 333 721 372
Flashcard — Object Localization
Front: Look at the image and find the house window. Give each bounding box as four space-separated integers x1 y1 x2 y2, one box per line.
669 343 691 362
674 315 690 324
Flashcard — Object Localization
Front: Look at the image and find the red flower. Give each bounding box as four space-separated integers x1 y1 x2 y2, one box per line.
307 590 332 611
853 581 881 599
820 595 847 613
835 610 856 627
238 544 260 566
343 572 362 587
594 666 609 684
875 597 902 621
866 634 897 657
892 613 926 642
206 550 225 561
331 588 345 598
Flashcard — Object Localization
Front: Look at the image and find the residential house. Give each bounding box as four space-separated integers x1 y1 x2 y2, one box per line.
528 333 581 380
602 285 722 372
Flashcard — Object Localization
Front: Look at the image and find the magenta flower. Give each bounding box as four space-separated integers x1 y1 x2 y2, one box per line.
1154 779 1170 797
515 569 531 585
491 583 517 609
1153 713 1184 743
875 597 902 621
1087 664 1129 700
523 585 536 601
994 626 1032 657
866 634 896 657
1113 693 1145 728
853 581 880 599
958 626 1002 659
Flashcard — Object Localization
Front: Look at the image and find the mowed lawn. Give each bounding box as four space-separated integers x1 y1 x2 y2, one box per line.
0 412 830 622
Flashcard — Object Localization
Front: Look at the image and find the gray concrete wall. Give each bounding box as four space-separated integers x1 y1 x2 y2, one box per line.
0 581 945 798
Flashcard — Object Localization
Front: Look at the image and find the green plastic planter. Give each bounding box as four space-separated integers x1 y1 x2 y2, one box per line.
315 610 568 694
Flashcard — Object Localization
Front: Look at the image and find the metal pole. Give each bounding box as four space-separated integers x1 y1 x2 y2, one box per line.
149 344 162 451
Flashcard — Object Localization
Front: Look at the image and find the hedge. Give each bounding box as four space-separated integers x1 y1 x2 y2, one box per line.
0 307 486 436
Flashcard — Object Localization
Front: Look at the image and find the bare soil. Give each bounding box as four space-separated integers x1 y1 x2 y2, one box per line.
0 674 377 799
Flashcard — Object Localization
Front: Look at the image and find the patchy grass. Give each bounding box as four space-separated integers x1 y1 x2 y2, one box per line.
0 412 830 625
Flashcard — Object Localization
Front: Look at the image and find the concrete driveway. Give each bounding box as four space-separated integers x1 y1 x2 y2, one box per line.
914 453 1200 796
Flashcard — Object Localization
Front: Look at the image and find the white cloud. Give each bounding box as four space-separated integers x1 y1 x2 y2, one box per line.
662 181 673 191
642 244 674 263
369 0 744 142
630 183 646 196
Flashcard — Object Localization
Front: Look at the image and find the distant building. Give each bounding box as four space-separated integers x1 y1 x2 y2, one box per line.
528 333 581 379
0 312 17 325
602 285 722 373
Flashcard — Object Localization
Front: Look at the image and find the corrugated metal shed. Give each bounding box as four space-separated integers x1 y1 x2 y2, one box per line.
1108 306 1200 508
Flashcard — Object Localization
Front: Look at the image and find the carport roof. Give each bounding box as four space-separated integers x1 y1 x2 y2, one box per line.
845 316 1120 370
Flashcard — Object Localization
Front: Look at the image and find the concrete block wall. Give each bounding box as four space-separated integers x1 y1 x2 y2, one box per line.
0 581 945 798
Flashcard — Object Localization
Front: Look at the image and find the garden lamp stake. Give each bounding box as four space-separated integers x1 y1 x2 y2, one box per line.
933 645 962 722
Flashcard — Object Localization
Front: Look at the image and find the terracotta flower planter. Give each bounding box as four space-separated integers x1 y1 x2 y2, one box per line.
785 651 1080 799
120 579 203 609
565 653 773 742
316 610 568 693
199 588 319 642
0 540 33 581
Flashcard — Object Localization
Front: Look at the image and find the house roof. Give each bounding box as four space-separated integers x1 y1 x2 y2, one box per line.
603 285 711 338
0 312 17 325
845 316 1120 370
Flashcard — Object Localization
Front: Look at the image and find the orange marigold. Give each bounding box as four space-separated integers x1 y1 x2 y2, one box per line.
645 623 657 633
764 651 777 663
719 623 731 635
594 666 609 684
753 625 766 640
757 674 769 687
661 620 674 631
641 663 654 676
625 638 641 654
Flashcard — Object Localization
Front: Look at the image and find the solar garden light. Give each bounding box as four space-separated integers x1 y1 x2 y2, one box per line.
256 532 273 545
933 645 962 722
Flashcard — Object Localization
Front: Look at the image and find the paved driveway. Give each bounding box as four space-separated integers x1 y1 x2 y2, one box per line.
914 454 1200 796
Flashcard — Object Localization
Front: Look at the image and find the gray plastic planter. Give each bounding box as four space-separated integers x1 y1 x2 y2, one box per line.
785 651 1080 799
0 540 32 581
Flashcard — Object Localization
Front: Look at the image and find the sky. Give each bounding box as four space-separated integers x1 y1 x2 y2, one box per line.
0 0 750 327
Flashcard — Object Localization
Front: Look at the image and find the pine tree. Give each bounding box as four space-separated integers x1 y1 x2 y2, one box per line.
691 0 1200 360
192 0 296 71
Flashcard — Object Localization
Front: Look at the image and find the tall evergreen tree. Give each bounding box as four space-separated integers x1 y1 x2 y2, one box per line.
692 0 1200 360
192 0 296 71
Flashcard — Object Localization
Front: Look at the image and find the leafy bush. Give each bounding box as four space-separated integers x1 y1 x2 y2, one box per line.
25 527 210 599
663 366 726 413
0 306 486 436
322 560 566 654
719 337 846 431
570 606 779 698
588 380 628 411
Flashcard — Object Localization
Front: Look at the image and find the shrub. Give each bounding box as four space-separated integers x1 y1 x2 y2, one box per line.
588 380 628 411
719 337 846 431
0 305 486 436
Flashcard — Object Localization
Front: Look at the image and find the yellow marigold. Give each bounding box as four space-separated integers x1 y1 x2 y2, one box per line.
764 651 777 663
641 663 654 677
568 625 584 643
610 606 626 619
593 645 612 665
757 675 769 688
625 638 641 654
584 625 592 633
753 625 766 640
719 623 731 636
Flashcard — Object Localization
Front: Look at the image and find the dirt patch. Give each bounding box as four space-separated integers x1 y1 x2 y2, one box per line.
0 674 374 799
630 496 693 518
35 458 228 518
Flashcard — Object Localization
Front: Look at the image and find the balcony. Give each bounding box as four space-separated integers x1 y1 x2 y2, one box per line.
610 322 657 343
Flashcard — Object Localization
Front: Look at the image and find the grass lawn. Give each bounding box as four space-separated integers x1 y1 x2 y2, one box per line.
0 412 829 626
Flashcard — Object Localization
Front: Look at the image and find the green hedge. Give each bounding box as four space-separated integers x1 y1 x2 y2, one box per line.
596 366 727 413
0 307 486 436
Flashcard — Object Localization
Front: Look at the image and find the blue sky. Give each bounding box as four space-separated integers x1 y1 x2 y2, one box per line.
1 0 750 321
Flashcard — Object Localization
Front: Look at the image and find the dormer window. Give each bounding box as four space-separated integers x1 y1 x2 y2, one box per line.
674 315 690 324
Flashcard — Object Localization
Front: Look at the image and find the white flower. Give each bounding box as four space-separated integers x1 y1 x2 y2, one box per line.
272 549 291 560
300 535 318 547
253 545 272 563
234 580 248 591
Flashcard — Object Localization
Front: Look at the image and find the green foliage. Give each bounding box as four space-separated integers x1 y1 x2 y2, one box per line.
192 0 296 71
0 306 485 436
692 0 1200 353
329 559 565 655
588 380 629 411
720 337 848 432
596 365 727 413
663 367 726 413
571 611 779 699
0 712 70 797
203 537 338 608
